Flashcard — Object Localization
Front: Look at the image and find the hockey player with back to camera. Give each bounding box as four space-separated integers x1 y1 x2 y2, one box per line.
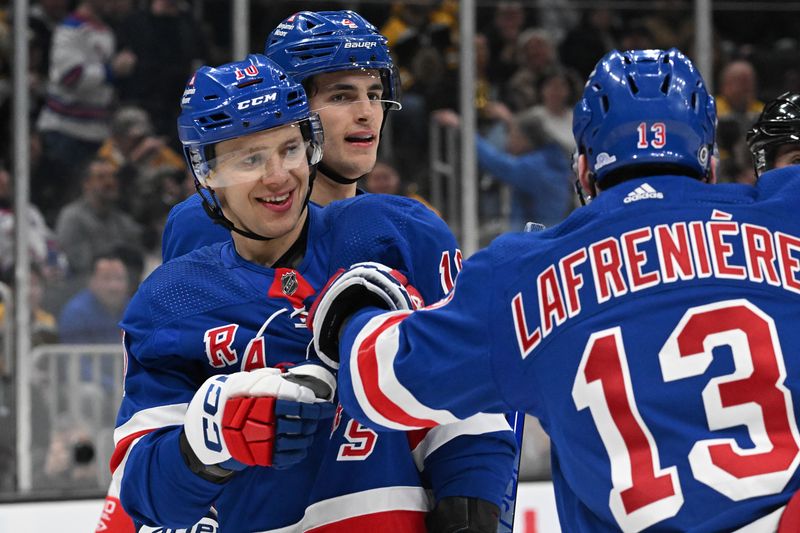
111 50 515 533
310 48 800 532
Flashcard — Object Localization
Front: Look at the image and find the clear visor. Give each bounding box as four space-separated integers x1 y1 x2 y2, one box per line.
310 69 402 114
312 98 402 114
205 123 312 188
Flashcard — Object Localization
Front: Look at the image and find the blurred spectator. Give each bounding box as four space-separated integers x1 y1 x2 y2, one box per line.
618 18 655 52
0 163 67 285
28 0 70 111
55 158 143 288
639 7 694 52
98 106 183 182
716 60 763 127
381 1 457 49
97 106 185 249
365 161 402 195
506 28 560 111
380 2 461 190
383 1 459 111
103 0 135 36
58 251 129 344
58 251 128 400
0 265 58 375
39 420 99 491
0 8 10 165
485 2 527 89
524 67 580 154
475 33 503 124
115 0 209 145
559 8 617 79
35 0 136 218
435 106 573 229
365 160 440 216
715 60 764 182
535 0 579 44
717 137 757 185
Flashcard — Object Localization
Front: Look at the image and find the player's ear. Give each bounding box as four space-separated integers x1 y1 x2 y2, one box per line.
577 154 597 197
707 156 718 184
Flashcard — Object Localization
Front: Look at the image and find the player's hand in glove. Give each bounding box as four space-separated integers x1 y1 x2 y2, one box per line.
181 365 336 481
308 262 423 368
426 497 501 533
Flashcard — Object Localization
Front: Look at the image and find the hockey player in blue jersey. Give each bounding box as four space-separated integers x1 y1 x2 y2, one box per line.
147 11 516 533
161 10 400 262
311 48 800 532
112 52 515 531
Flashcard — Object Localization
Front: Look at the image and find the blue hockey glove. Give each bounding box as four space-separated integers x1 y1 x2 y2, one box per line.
309 262 423 368
182 366 335 478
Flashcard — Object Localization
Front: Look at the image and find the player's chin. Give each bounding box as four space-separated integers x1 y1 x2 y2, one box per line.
348 154 378 178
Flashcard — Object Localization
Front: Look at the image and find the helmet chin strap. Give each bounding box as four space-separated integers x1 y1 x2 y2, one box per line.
197 166 317 241
317 161 362 185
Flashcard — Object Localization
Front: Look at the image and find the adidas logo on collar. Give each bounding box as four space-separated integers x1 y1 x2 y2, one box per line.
623 183 664 203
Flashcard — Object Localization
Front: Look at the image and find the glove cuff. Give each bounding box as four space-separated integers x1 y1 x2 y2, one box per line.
179 429 239 484
285 364 336 401
425 497 500 533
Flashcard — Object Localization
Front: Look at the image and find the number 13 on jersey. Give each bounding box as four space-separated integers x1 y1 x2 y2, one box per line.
572 299 800 532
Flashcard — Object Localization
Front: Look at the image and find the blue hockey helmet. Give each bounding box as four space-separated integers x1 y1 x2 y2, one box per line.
265 10 400 108
178 53 323 188
177 54 324 241
573 48 716 187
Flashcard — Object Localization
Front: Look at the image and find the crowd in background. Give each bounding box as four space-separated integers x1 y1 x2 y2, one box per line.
0 0 798 494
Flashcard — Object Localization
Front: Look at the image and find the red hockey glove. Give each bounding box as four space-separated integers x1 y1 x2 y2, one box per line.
182 365 335 476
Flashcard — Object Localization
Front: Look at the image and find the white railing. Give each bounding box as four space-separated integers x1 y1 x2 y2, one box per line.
17 344 124 493
428 120 511 246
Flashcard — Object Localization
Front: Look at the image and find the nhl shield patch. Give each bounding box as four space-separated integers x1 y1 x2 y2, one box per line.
281 271 298 296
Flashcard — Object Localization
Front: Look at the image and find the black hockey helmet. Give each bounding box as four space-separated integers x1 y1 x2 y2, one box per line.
746 91 800 176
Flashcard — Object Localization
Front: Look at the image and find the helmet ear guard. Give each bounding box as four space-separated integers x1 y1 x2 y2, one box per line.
303 113 324 166
186 146 211 187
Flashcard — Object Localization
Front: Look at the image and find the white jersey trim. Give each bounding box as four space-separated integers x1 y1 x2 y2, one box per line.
730 505 782 532
410 414 513 470
255 486 431 533
113 403 188 445
350 312 459 430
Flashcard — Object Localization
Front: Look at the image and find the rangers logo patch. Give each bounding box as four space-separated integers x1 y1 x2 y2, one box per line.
281 271 298 296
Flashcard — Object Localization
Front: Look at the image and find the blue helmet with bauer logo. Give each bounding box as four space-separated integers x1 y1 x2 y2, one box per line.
265 10 399 105
178 53 323 187
573 48 716 188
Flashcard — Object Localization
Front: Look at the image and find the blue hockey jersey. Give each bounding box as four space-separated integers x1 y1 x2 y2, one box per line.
336 169 800 532
112 194 516 531
161 193 230 262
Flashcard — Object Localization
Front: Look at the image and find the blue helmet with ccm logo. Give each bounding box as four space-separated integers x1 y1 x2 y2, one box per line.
573 48 716 188
178 53 323 187
265 10 399 104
